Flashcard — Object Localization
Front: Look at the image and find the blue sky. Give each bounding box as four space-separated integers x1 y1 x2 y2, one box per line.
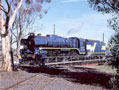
31 0 114 44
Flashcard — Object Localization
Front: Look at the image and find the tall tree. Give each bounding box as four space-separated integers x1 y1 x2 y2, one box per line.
108 33 119 89
0 0 24 71
88 0 119 88
108 33 119 65
11 0 50 56
0 0 51 71
88 0 119 58
88 0 119 32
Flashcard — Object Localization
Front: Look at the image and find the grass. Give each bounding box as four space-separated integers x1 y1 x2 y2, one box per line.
81 64 117 75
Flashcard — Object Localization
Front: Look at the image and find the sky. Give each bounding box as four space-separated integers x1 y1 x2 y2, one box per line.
33 0 115 45
1 0 114 45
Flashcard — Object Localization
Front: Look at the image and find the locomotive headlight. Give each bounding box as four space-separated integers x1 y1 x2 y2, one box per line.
20 45 24 49
39 47 42 50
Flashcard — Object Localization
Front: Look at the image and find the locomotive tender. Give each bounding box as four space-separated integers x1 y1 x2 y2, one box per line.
20 33 105 65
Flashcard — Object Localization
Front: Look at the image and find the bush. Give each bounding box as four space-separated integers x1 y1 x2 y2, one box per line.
108 33 119 89
108 33 119 67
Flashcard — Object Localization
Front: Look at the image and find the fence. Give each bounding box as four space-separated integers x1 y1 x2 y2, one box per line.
44 55 106 66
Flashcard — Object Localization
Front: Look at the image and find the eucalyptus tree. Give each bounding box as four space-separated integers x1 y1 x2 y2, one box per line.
88 0 119 60
0 0 51 71
108 33 119 66
88 0 119 32
11 0 50 56
88 0 119 88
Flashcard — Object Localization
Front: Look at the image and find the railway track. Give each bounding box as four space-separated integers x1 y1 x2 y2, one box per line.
3 59 108 90
9 56 106 89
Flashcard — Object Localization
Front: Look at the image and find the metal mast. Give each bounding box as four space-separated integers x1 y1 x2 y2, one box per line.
103 33 104 42
54 24 55 35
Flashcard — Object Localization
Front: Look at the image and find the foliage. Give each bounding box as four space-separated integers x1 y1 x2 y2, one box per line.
108 33 119 67
11 0 51 55
108 13 119 33
88 0 119 88
88 0 119 13
108 32 119 89
88 0 119 32
88 0 119 63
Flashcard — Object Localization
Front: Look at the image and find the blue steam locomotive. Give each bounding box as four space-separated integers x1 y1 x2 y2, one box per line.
20 33 105 65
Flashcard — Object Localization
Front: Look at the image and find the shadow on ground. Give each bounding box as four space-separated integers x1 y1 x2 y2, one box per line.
20 65 117 89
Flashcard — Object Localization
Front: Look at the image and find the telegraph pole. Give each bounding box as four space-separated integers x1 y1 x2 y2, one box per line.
54 24 55 35
102 33 104 42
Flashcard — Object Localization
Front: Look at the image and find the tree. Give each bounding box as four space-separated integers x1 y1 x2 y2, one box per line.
88 0 119 88
88 0 119 32
0 0 24 71
11 0 50 56
0 0 51 71
108 33 119 89
108 33 119 67
88 0 119 61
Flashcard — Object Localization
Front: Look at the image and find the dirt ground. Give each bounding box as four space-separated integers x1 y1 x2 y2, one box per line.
0 64 118 90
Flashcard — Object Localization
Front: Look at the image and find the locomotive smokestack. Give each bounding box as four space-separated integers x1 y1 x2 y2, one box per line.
37 33 41 36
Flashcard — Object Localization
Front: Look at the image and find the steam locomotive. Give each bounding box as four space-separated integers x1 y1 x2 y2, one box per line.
19 33 105 65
